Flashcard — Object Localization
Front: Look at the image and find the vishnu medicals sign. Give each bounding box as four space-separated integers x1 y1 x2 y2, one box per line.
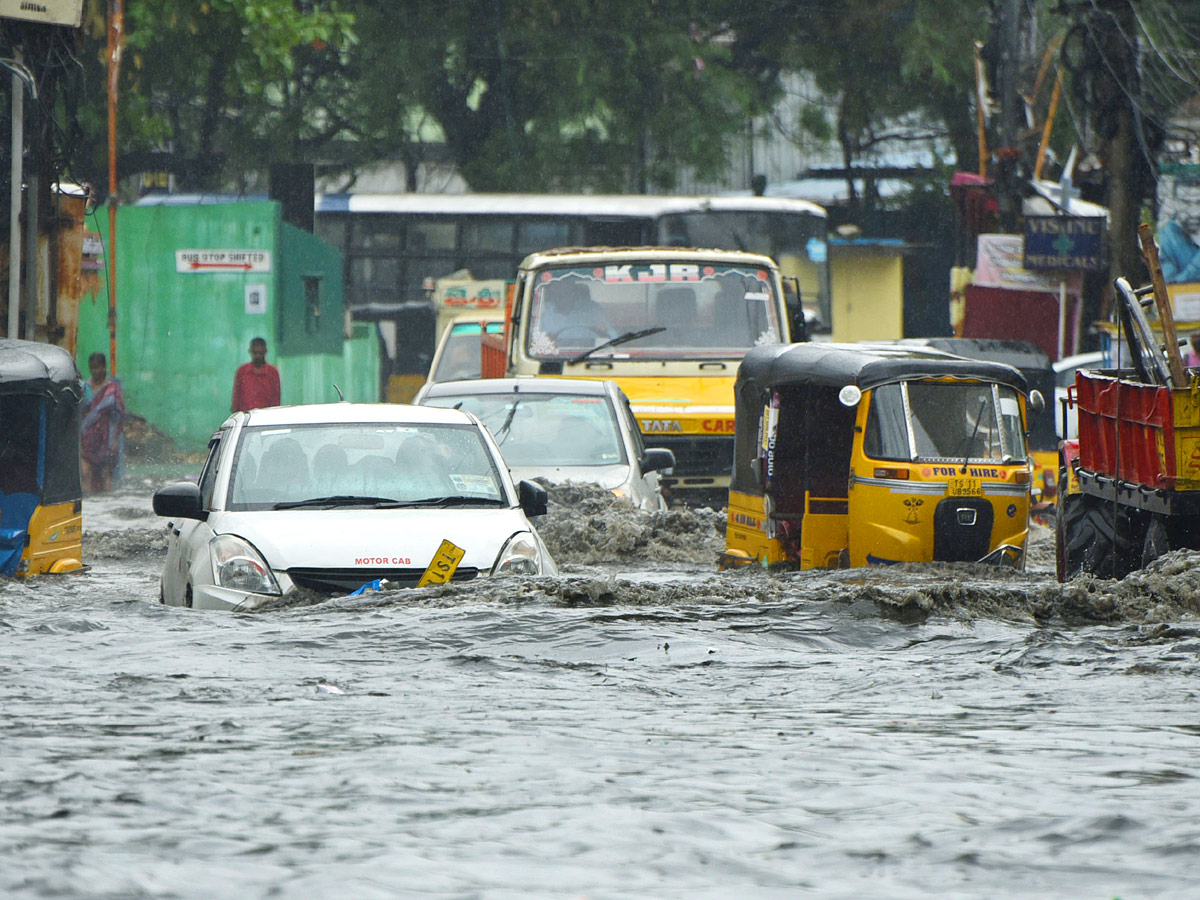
0 0 83 27
1023 215 1107 272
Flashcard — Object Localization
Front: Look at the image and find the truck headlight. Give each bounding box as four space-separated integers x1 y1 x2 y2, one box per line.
493 532 541 576
210 534 281 595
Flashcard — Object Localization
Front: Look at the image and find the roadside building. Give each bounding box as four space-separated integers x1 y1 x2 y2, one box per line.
76 200 378 453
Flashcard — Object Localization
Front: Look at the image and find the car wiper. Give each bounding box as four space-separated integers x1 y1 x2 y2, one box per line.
567 326 667 365
389 495 509 508
495 388 521 444
273 495 401 510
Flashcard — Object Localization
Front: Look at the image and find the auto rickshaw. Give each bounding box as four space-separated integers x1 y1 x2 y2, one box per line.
0 339 85 576
722 343 1043 570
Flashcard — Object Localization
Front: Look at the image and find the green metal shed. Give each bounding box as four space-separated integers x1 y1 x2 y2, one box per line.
77 201 379 452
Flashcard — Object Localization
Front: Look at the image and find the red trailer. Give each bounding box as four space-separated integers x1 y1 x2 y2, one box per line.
1056 227 1200 580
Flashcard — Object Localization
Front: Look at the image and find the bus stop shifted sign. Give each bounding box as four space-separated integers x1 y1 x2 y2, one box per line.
1023 216 1106 272
176 250 272 274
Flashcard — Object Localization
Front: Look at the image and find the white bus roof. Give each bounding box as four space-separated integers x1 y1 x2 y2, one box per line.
315 193 826 218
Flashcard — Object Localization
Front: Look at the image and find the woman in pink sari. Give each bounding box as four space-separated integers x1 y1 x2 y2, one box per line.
81 352 125 493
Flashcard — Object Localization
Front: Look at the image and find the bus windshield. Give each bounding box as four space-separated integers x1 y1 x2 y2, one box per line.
527 263 783 360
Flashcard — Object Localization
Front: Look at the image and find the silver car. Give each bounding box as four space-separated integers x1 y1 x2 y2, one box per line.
414 378 674 511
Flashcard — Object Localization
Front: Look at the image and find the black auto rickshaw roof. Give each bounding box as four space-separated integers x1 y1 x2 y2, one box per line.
738 342 1028 395
0 339 84 399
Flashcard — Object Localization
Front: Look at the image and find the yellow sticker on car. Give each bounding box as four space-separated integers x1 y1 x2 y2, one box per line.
417 539 466 587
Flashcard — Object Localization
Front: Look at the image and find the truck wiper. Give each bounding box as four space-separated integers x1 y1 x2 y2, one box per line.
274 495 401 510
567 327 667 365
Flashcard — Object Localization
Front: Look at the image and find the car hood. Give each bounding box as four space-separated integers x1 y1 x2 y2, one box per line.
207 506 540 574
507 463 631 491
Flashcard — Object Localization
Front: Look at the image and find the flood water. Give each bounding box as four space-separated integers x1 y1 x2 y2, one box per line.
3 474 1200 899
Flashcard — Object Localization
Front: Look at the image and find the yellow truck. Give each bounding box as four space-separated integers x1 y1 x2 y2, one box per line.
483 247 808 506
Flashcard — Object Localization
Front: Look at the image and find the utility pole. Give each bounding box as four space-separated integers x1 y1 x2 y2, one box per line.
6 46 25 339
1092 0 1143 287
106 0 122 373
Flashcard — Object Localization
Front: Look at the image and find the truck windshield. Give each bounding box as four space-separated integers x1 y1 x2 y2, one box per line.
864 381 1027 463
526 263 783 361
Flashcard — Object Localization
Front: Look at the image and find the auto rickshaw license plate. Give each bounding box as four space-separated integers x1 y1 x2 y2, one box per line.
948 477 982 497
418 539 466 587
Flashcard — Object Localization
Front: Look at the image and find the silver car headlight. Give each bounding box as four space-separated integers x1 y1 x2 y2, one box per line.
210 534 282 595
493 532 541 576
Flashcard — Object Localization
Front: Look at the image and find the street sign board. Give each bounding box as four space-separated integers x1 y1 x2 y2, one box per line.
1023 216 1107 271
175 250 272 274
0 0 83 27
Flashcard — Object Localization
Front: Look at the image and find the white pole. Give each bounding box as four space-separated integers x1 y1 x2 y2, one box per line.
7 49 22 340
1058 278 1066 360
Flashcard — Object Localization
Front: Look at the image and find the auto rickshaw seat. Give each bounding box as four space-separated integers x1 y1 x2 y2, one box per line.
0 490 38 575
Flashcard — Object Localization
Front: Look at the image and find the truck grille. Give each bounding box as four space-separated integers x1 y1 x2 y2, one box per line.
287 566 480 594
643 435 734 478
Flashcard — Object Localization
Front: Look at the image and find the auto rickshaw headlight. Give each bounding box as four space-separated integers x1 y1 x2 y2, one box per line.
838 385 862 407
210 534 282 595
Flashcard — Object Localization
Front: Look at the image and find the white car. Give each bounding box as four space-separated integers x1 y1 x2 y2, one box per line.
1053 350 1105 439
413 377 675 511
153 403 557 611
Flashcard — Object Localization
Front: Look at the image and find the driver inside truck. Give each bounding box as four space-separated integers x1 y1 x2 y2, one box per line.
536 280 615 343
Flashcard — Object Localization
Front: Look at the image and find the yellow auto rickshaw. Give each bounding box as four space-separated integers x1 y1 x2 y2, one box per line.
0 339 85 576
722 343 1043 570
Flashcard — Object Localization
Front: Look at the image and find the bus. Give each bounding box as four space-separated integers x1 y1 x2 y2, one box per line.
314 193 831 397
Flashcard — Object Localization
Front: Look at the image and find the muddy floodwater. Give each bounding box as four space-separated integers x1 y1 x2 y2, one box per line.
4 474 1200 899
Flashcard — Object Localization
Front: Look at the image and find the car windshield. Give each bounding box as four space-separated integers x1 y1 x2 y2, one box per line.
864 381 1027 463
225 422 507 510
527 262 783 361
432 322 503 382
423 391 626 467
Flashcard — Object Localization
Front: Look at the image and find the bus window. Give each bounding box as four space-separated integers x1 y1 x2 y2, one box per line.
463 220 514 252
518 220 572 255
407 220 456 252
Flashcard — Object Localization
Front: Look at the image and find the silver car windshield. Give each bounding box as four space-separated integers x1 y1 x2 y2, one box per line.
423 392 627 468
225 423 506 510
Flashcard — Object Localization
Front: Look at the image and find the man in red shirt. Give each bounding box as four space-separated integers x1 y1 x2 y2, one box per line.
231 337 281 412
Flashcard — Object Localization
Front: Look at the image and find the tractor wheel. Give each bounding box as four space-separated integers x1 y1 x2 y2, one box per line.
1058 492 1139 580
1141 515 1171 568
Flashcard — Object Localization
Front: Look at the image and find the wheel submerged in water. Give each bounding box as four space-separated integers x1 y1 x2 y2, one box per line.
1056 490 1141 581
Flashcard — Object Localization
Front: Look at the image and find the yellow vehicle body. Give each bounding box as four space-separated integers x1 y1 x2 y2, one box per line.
498 247 805 504
0 339 87 578
722 343 1036 570
23 500 84 574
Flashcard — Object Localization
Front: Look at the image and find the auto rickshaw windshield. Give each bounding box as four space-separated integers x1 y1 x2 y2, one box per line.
864 381 1026 463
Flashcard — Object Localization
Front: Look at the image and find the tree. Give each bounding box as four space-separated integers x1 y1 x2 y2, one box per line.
339 0 776 193
74 0 355 193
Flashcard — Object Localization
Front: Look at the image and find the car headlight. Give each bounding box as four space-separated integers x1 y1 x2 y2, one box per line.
493 532 541 576
210 534 282 595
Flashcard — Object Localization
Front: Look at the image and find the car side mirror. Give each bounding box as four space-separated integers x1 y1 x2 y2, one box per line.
517 479 548 517
153 481 207 521
782 276 808 343
640 447 675 474
1029 389 1045 414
